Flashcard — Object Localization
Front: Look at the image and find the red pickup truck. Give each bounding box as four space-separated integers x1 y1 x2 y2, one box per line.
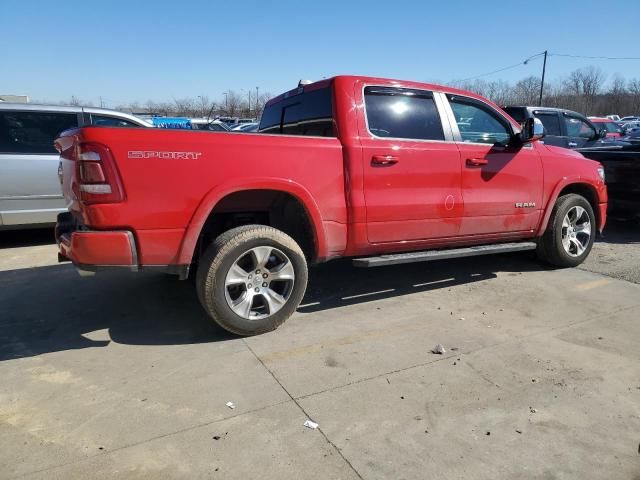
55 76 607 335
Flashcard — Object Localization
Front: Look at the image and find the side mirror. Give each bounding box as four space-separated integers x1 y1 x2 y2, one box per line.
598 128 607 139
518 117 545 144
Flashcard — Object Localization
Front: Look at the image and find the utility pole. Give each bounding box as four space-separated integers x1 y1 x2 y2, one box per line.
538 50 548 106
223 92 228 113
248 90 251 116
99 96 104 108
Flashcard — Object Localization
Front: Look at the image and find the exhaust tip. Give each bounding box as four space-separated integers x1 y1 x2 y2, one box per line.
76 268 96 278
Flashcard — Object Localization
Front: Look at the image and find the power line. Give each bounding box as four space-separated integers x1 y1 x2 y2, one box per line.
550 53 640 60
454 51 640 84
453 52 545 83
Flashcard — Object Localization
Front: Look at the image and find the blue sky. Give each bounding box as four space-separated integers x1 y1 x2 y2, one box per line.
3 0 639 106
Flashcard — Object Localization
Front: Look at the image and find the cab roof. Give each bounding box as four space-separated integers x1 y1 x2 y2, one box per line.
264 75 502 109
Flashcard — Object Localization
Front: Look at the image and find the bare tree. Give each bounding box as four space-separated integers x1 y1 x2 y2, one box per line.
563 66 606 114
627 78 640 113
224 91 243 117
513 76 541 106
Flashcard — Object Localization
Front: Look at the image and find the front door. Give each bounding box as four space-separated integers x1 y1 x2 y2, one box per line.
563 113 598 149
359 86 463 244
445 94 543 236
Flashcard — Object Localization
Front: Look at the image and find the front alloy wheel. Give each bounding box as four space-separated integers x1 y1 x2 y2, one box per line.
561 205 592 257
536 193 596 267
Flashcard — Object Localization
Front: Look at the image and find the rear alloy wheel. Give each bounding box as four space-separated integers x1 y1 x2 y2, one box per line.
537 193 596 267
224 246 295 320
196 225 308 335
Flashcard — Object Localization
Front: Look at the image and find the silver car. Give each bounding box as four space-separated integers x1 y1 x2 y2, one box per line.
0 104 151 229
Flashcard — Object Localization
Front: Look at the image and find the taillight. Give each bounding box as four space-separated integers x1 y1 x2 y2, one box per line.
77 143 125 204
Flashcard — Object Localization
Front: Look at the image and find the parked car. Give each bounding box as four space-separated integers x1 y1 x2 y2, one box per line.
606 115 621 121
589 117 624 139
621 120 640 134
503 106 638 220
620 116 640 122
0 103 151 229
149 117 192 129
623 126 640 142
231 122 259 132
55 75 606 335
190 119 231 131
503 106 614 149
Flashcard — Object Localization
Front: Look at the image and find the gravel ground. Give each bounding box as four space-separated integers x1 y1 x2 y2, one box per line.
579 218 640 284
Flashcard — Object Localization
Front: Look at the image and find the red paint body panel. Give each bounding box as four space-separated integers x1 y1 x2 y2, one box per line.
456 142 543 235
55 75 607 270
59 231 135 266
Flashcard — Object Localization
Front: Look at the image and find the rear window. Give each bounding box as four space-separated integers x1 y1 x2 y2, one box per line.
503 107 526 123
0 111 78 154
259 86 335 137
91 115 140 128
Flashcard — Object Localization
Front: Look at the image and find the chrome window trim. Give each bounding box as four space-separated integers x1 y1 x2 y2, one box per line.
361 84 454 144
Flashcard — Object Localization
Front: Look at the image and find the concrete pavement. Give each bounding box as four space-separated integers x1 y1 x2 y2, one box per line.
1 223 639 479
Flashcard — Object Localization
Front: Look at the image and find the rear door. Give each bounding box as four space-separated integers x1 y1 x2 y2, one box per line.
359 86 463 243
0 110 78 225
444 94 543 236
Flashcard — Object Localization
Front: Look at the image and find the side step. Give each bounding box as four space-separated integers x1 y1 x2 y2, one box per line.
352 242 537 268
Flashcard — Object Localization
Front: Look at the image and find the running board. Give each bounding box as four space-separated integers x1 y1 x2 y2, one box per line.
352 242 537 268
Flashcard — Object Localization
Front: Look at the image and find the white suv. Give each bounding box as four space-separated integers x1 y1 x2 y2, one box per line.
0 104 151 229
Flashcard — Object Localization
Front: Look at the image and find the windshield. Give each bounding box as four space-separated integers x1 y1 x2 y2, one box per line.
602 122 622 133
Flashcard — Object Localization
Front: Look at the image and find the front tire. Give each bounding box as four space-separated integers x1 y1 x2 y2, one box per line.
196 225 308 336
536 194 596 267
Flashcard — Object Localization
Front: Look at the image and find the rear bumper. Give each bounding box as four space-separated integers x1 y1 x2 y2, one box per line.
56 212 137 268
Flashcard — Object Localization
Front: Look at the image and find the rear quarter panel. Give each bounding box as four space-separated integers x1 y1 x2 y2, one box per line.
70 127 347 263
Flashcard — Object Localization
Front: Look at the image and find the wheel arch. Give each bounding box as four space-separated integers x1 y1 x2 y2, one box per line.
176 178 327 265
537 179 602 235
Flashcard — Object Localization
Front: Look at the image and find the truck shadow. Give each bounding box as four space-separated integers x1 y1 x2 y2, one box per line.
0 253 548 361
0 227 56 248
598 218 640 245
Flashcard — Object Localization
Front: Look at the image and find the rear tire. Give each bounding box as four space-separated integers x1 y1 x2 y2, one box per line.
536 194 595 267
196 225 308 336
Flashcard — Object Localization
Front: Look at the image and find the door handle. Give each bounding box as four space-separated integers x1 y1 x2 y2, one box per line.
371 155 399 167
568 142 578 147
466 158 489 167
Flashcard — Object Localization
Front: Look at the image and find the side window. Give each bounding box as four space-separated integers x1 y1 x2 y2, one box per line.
91 115 139 128
259 86 335 137
534 112 562 136
448 95 511 145
0 111 78 154
564 115 595 139
364 87 444 141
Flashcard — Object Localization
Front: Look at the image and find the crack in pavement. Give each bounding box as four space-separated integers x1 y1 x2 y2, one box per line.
242 339 365 480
